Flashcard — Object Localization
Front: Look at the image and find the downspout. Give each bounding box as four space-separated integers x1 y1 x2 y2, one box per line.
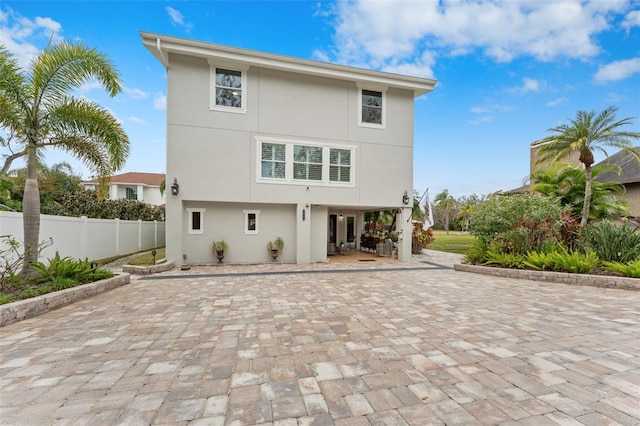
156 38 167 67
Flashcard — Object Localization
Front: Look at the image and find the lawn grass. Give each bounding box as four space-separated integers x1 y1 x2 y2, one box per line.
427 230 476 254
128 248 166 265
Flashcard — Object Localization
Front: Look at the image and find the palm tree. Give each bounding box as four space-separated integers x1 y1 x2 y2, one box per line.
535 106 639 226
0 42 130 273
530 163 628 220
434 189 456 234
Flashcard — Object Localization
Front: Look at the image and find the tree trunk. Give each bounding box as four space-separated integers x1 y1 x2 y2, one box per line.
580 164 592 227
21 143 40 275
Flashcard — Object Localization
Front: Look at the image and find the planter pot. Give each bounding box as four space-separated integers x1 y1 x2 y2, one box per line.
216 250 225 263
271 249 280 261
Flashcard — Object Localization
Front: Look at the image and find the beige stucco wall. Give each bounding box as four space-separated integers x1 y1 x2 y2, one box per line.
165 53 416 264
621 183 640 217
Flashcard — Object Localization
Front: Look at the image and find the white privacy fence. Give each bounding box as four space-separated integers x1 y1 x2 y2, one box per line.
0 211 165 262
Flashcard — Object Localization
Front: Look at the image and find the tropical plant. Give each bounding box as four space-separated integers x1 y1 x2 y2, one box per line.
578 220 640 263
535 106 640 226
530 163 628 220
0 41 130 274
411 221 435 254
484 249 525 269
30 252 113 283
463 240 490 264
434 189 457 234
267 237 284 252
601 260 640 278
211 240 228 253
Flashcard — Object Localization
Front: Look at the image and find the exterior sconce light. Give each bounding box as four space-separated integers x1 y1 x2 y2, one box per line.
402 190 410 205
339 214 343 220
171 178 179 195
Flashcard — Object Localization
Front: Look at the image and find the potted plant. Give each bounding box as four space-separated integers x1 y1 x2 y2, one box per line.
267 237 284 261
211 240 228 263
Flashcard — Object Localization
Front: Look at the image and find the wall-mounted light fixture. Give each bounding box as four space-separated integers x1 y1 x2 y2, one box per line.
402 190 410 205
339 213 343 220
171 178 179 195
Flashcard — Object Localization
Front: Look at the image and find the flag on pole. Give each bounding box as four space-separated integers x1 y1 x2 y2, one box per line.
424 189 434 230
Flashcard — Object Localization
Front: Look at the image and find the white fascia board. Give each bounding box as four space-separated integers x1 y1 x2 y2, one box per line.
140 31 437 97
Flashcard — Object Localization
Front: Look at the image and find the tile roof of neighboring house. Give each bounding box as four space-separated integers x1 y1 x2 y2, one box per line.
84 172 166 186
593 147 639 185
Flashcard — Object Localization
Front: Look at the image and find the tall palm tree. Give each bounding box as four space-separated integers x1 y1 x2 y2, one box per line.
0 42 130 273
535 106 639 226
530 163 628 220
434 189 456 234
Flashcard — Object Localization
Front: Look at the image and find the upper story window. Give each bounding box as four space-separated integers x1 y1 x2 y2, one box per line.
261 143 286 179
358 85 387 129
125 187 137 200
329 149 351 183
256 137 356 187
209 61 248 113
293 146 323 181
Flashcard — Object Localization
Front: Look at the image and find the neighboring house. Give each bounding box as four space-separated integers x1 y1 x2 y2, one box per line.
507 142 640 217
83 172 166 206
593 147 640 217
141 32 436 265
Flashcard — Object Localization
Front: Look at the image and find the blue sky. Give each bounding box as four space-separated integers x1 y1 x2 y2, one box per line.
1 1 639 199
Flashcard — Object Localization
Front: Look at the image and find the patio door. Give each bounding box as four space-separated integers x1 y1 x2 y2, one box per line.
328 214 337 244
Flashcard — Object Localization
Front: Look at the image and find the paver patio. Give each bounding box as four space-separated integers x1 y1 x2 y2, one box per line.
1 251 639 425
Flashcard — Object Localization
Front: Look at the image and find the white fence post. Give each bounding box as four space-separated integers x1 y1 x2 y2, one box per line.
80 216 88 259
115 218 120 255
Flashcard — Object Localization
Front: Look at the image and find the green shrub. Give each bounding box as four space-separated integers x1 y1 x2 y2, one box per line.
0 294 15 304
578 221 640 263
463 240 489 264
484 248 525 269
469 193 569 255
550 247 598 274
601 260 640 278
30 252 113 284
19 288 40 299
523 251 555 270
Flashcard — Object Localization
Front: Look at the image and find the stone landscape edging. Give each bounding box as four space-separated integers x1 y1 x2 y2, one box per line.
0 273 130 327
454 263 639 291
121 260 174 275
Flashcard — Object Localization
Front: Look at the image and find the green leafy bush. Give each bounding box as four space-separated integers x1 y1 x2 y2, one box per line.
0 294 14 304
463 240 489 264
469 193 569 255
601 260 640 278
578 220 640 263
549 247 598 274
30 252 113 284
484 248 525 269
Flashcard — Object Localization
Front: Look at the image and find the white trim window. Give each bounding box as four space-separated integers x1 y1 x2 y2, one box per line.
329 148 351 183
261 143 286 179
358 85 387 128
243 210 260 235
187 208 206 235
256 137 356 187
293 145 323 181
209 62 248 113
125 187 137 200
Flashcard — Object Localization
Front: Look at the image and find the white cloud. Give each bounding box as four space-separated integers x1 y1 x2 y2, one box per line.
508 77 547 94
124 87 149 100
594 57 640 83
0 8 63 68
546 97 568 107
166 6 192 32
622 10 640 31
127 116 146 124
153 93 166 110
326 0 629 76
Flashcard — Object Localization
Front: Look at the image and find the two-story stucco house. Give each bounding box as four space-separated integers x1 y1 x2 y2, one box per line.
141 32 436 265
83 172 166 206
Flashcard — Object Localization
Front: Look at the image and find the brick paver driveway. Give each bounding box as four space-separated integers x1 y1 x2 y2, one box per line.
1 251 639 425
